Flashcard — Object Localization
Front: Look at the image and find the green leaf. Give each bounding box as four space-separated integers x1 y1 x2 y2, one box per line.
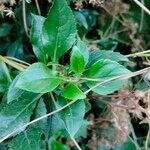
30 15 47 63
7 39 23 59
33 99 47 132
49 140 69 150
0 23 13 37
0 75 42 139
42 0 77 62
0 62 9 93
86 59 131 95
7 73 36 103
88 50 129 66
8 127 46 150
74 11 88 29
70 46 85 75
76 40 89 65
16 63 61 93
57 98 85 137
61 83 86 100
49 137 69 150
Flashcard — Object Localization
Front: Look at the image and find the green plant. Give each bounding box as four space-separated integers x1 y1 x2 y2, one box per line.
0 0 150 149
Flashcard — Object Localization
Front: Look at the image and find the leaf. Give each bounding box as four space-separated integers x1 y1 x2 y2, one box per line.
76 40 89 65
49 133 69 150
42 0 77 62
7 73 36 103
30 14 47 63
0 23 13 37
8 127 46 150
49 139 69 150
7 39 24 59
74 11 88 29
61 83 86 100
70 46 85 75
33 99 47 132
57 98 85 137
86 59 131 95
88 50 129 66
0 75 42 139
15 63 61 93
0 62 9 93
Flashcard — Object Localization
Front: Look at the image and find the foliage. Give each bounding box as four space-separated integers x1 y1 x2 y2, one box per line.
0 0 150 150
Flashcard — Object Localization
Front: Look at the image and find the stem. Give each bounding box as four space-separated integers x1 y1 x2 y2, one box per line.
22 0 29 36
50 92 56 105
126 50 150 58
133 0 150 15
139 0 144 31
0 55 26 71
35 0 41 15
1 62 12 82
6 56 30 66
71 137 81 150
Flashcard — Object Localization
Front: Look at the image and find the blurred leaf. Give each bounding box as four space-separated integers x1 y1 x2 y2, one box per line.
74 11 88 29
7 39 23 59
49 133 69 150
0 62 9 93
0 23 13 37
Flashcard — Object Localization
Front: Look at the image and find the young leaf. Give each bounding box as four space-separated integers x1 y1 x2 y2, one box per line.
61 83 86 100
57 98 85 137
86 59 131 95
88 50 129 66
30 15 47 63
8 127 46 150
0 75 42 139
15 63 61 93
70 46 85 75
76 40 89 65
42 0 77 62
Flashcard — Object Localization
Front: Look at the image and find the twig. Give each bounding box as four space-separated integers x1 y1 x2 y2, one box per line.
145 90 150 149
126 50 150 58
111 110 141 150
133 0 150 15
35 0 41 15
139 0 144 31
1 62 12 82
90 96 136 110
6 56 30 66
71 137 81 150
22 0 29 36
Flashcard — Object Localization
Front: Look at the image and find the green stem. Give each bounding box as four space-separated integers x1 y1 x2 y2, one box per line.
126 50 150 58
